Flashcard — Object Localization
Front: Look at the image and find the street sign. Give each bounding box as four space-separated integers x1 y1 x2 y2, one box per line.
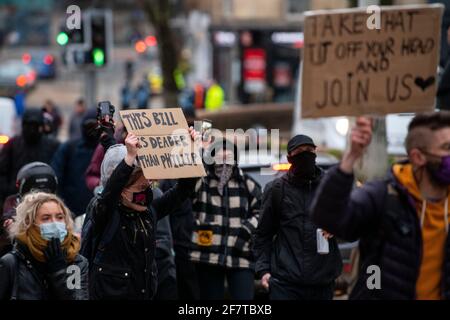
243 48 267 94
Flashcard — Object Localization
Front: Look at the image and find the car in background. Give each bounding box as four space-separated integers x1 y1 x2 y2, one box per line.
0 97 17 151
22 51 56 79
0 60 36 95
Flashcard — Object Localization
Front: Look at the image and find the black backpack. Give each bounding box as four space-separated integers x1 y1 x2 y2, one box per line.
79 196 119 268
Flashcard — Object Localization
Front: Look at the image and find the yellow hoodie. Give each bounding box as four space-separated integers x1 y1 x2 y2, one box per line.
393 163 449 300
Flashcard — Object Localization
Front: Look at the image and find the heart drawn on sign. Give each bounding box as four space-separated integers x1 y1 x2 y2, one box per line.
414 76 435 91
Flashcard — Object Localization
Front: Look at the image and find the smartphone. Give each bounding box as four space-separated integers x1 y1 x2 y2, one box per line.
98 101 114 117
97 101 115 127
201 119 212 142
316 229 329 255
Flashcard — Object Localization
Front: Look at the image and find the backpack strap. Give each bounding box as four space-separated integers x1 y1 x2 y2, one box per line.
3 252 19 300
11 252 19 300
93 208 120 265
81 196 121 266
271 178 284 219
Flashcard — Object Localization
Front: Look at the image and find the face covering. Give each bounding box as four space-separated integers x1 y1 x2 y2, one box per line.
121 187 153 212
287 151 317 180
215 164 234 196
82 120 100 146
131 190 152 206
39 221 67 242
22 122 42 145
425 154 450 186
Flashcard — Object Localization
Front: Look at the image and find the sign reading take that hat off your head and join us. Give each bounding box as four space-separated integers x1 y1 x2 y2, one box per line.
301 4 444 118
120 108 206 180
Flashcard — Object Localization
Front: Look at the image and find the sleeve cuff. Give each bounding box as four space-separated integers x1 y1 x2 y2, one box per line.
256 269 271 279
121 159 135 171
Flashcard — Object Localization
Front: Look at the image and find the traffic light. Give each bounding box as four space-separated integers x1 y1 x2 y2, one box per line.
58 9 112 68
58 19 86 66
57 22 84 47
84 10 112 67
56 32 69 46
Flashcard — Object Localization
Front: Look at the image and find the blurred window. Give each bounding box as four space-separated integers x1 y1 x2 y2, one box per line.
287 0 310 15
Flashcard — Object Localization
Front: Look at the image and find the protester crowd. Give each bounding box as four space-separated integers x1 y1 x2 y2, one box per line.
1 100 450 301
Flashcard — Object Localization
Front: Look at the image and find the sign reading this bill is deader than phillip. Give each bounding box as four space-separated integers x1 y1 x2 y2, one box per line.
301 4 444 118
120 108 206 180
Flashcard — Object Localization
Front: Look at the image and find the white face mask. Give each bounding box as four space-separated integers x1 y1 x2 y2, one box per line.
39 222 67 242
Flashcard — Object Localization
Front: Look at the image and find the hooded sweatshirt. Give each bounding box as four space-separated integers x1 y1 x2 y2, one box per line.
393 163 450 300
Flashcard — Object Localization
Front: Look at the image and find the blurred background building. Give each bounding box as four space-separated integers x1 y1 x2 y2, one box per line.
2 0 443 108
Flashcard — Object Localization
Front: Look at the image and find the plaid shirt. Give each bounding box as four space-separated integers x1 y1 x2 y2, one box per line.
189 166 262 269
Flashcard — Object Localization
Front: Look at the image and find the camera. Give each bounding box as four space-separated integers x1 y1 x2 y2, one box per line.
97 101 115 128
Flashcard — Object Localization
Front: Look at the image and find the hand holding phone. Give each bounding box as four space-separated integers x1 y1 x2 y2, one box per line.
97 101 116 130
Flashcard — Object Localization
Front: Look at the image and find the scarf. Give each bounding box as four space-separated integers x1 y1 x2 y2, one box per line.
215 164 234 196
16 225 80 263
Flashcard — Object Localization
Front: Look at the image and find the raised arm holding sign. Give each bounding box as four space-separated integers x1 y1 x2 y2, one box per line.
340 116 373 174
119 108 206 180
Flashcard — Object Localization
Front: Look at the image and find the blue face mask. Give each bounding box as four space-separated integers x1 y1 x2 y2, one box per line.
39 222 67 242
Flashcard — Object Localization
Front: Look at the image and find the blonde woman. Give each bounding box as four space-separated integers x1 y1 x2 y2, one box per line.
0 192 88 300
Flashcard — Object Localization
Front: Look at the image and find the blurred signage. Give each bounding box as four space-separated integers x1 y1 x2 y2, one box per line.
243 48 266 93
272 32 304 47
214 31 236 47
241 31 253 47
301 4 443 118
273 62 292 87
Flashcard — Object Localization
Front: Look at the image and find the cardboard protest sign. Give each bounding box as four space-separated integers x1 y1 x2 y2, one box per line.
301 4 443 118
119 108 206 180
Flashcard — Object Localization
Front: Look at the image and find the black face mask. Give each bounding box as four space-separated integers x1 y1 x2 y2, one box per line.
22 122 42 145
132 189 153 207
287 151 317 180
82 120 100 146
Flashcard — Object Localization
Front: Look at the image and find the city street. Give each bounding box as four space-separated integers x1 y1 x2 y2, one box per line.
1 0 450 311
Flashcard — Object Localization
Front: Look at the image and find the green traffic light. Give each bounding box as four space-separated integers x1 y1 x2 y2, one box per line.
56 32 69 46
92 48 105 66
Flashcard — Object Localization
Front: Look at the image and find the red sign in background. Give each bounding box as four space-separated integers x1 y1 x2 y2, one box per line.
243 48 266 81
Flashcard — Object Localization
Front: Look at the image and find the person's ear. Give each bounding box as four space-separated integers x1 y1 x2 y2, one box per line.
409 148 427 167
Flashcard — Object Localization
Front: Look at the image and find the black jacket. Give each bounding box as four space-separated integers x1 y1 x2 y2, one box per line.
159 179 194 260
89 160 196 300
51 139 97 217
253 168 342 286
153 187 176 284
155 215 176 284
311 165 450 299
0 243 89 300
0 135 59 206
